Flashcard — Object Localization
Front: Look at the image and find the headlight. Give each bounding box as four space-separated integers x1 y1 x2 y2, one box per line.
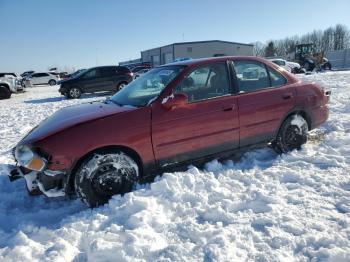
15 145 47 171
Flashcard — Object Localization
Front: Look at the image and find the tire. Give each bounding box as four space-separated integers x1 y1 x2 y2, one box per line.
273 115 308 154
0 86 11 100
74 151 139 207
67 87 82 99
303 61 311 71
117 82 128 91
49 80 56 86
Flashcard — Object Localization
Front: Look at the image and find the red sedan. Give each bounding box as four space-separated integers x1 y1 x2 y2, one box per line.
8 56 330 207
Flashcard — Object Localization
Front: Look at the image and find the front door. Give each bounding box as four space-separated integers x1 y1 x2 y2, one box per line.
152 61 239 167
233 59 296 146
80 68 105 92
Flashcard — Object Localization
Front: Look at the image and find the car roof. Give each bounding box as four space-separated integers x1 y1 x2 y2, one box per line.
162 56 271 67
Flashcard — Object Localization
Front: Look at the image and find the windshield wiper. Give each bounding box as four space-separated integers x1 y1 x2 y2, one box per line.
105 98 123 106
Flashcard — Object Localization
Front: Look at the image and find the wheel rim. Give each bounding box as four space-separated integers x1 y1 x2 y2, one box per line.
69 88 80 98
283 125 304 149
90 155 138 197
118 83 126 90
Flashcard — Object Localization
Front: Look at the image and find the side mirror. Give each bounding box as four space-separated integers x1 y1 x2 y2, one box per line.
162 93 188 110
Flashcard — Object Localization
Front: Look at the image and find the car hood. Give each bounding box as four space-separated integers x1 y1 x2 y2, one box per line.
20 101 134 144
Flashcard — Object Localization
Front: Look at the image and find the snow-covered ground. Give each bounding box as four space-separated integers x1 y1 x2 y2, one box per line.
0 71 349 261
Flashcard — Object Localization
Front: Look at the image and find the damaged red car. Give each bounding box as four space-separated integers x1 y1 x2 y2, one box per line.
7 56 330 207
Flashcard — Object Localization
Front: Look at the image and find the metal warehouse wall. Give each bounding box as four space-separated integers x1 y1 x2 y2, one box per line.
174 42 253 60
326 49 350 69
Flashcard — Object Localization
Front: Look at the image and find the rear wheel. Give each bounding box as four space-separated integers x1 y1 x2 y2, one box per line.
75 151 139 207
273 115 308 154
303 61 311 71
0 86 11 99
67 87 82 99
49 80 56 86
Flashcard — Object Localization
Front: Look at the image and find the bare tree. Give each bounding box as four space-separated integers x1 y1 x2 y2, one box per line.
252 41 265 57
261 24 350 58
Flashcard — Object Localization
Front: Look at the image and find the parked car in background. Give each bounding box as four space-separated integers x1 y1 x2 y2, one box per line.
59 66 133 98
58 72 69 80
25 72 60 86
7 56 330 207
134 68 150 79
21 71 35 78
131 66 150 74
269 58 302 74
0 79 12 99
0 73 23 93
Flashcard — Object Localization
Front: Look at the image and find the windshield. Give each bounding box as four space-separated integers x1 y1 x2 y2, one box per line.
110 65 185 107
72 69 86 78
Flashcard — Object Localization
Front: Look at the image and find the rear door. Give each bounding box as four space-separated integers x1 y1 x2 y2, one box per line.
30 73 46 84
233 59 296 147
152 61 240 167
99 67 118 91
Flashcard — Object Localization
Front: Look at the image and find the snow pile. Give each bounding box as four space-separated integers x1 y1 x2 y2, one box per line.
0 72 350 261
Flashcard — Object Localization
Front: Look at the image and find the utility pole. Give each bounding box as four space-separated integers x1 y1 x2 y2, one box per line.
95 48 98 66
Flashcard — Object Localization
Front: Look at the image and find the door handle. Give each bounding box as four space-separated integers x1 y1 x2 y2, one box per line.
282 93 293 99
223 105 235 111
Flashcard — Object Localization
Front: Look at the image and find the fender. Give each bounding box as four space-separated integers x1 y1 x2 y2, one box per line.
273 106 313 138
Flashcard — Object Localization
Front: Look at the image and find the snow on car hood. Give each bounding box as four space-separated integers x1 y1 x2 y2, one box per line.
21 101 133 143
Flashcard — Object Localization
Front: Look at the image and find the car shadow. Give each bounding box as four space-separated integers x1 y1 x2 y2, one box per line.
24 92 113 104
24 97 66 104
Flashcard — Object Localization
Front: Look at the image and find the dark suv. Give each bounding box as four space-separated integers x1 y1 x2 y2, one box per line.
59 66 133 98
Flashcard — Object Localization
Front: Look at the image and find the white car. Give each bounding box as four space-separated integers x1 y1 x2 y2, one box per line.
269 59 301 73
26 72 60 86
0 73 23 93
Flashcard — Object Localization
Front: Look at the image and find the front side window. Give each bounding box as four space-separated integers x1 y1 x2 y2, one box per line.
110 65 184 107
268 67 287 87
83 69 99 79
234 61 270 93
175 62 230 103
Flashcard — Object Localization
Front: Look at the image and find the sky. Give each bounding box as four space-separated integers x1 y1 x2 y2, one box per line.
1 0 349 72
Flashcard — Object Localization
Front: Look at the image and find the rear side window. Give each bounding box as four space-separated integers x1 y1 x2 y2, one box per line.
32 73 47 77
234 61 270 93
268 67 287 87
101 67 117 77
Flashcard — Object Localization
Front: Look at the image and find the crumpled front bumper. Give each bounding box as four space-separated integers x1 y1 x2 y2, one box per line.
6 164 67 197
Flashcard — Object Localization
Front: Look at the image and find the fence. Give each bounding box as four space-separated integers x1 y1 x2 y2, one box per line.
326 49 350 70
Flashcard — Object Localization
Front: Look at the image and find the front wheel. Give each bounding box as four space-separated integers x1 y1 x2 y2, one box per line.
67 87 82 99
75 151 139 207
273 115 308 154
0 86 11 99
